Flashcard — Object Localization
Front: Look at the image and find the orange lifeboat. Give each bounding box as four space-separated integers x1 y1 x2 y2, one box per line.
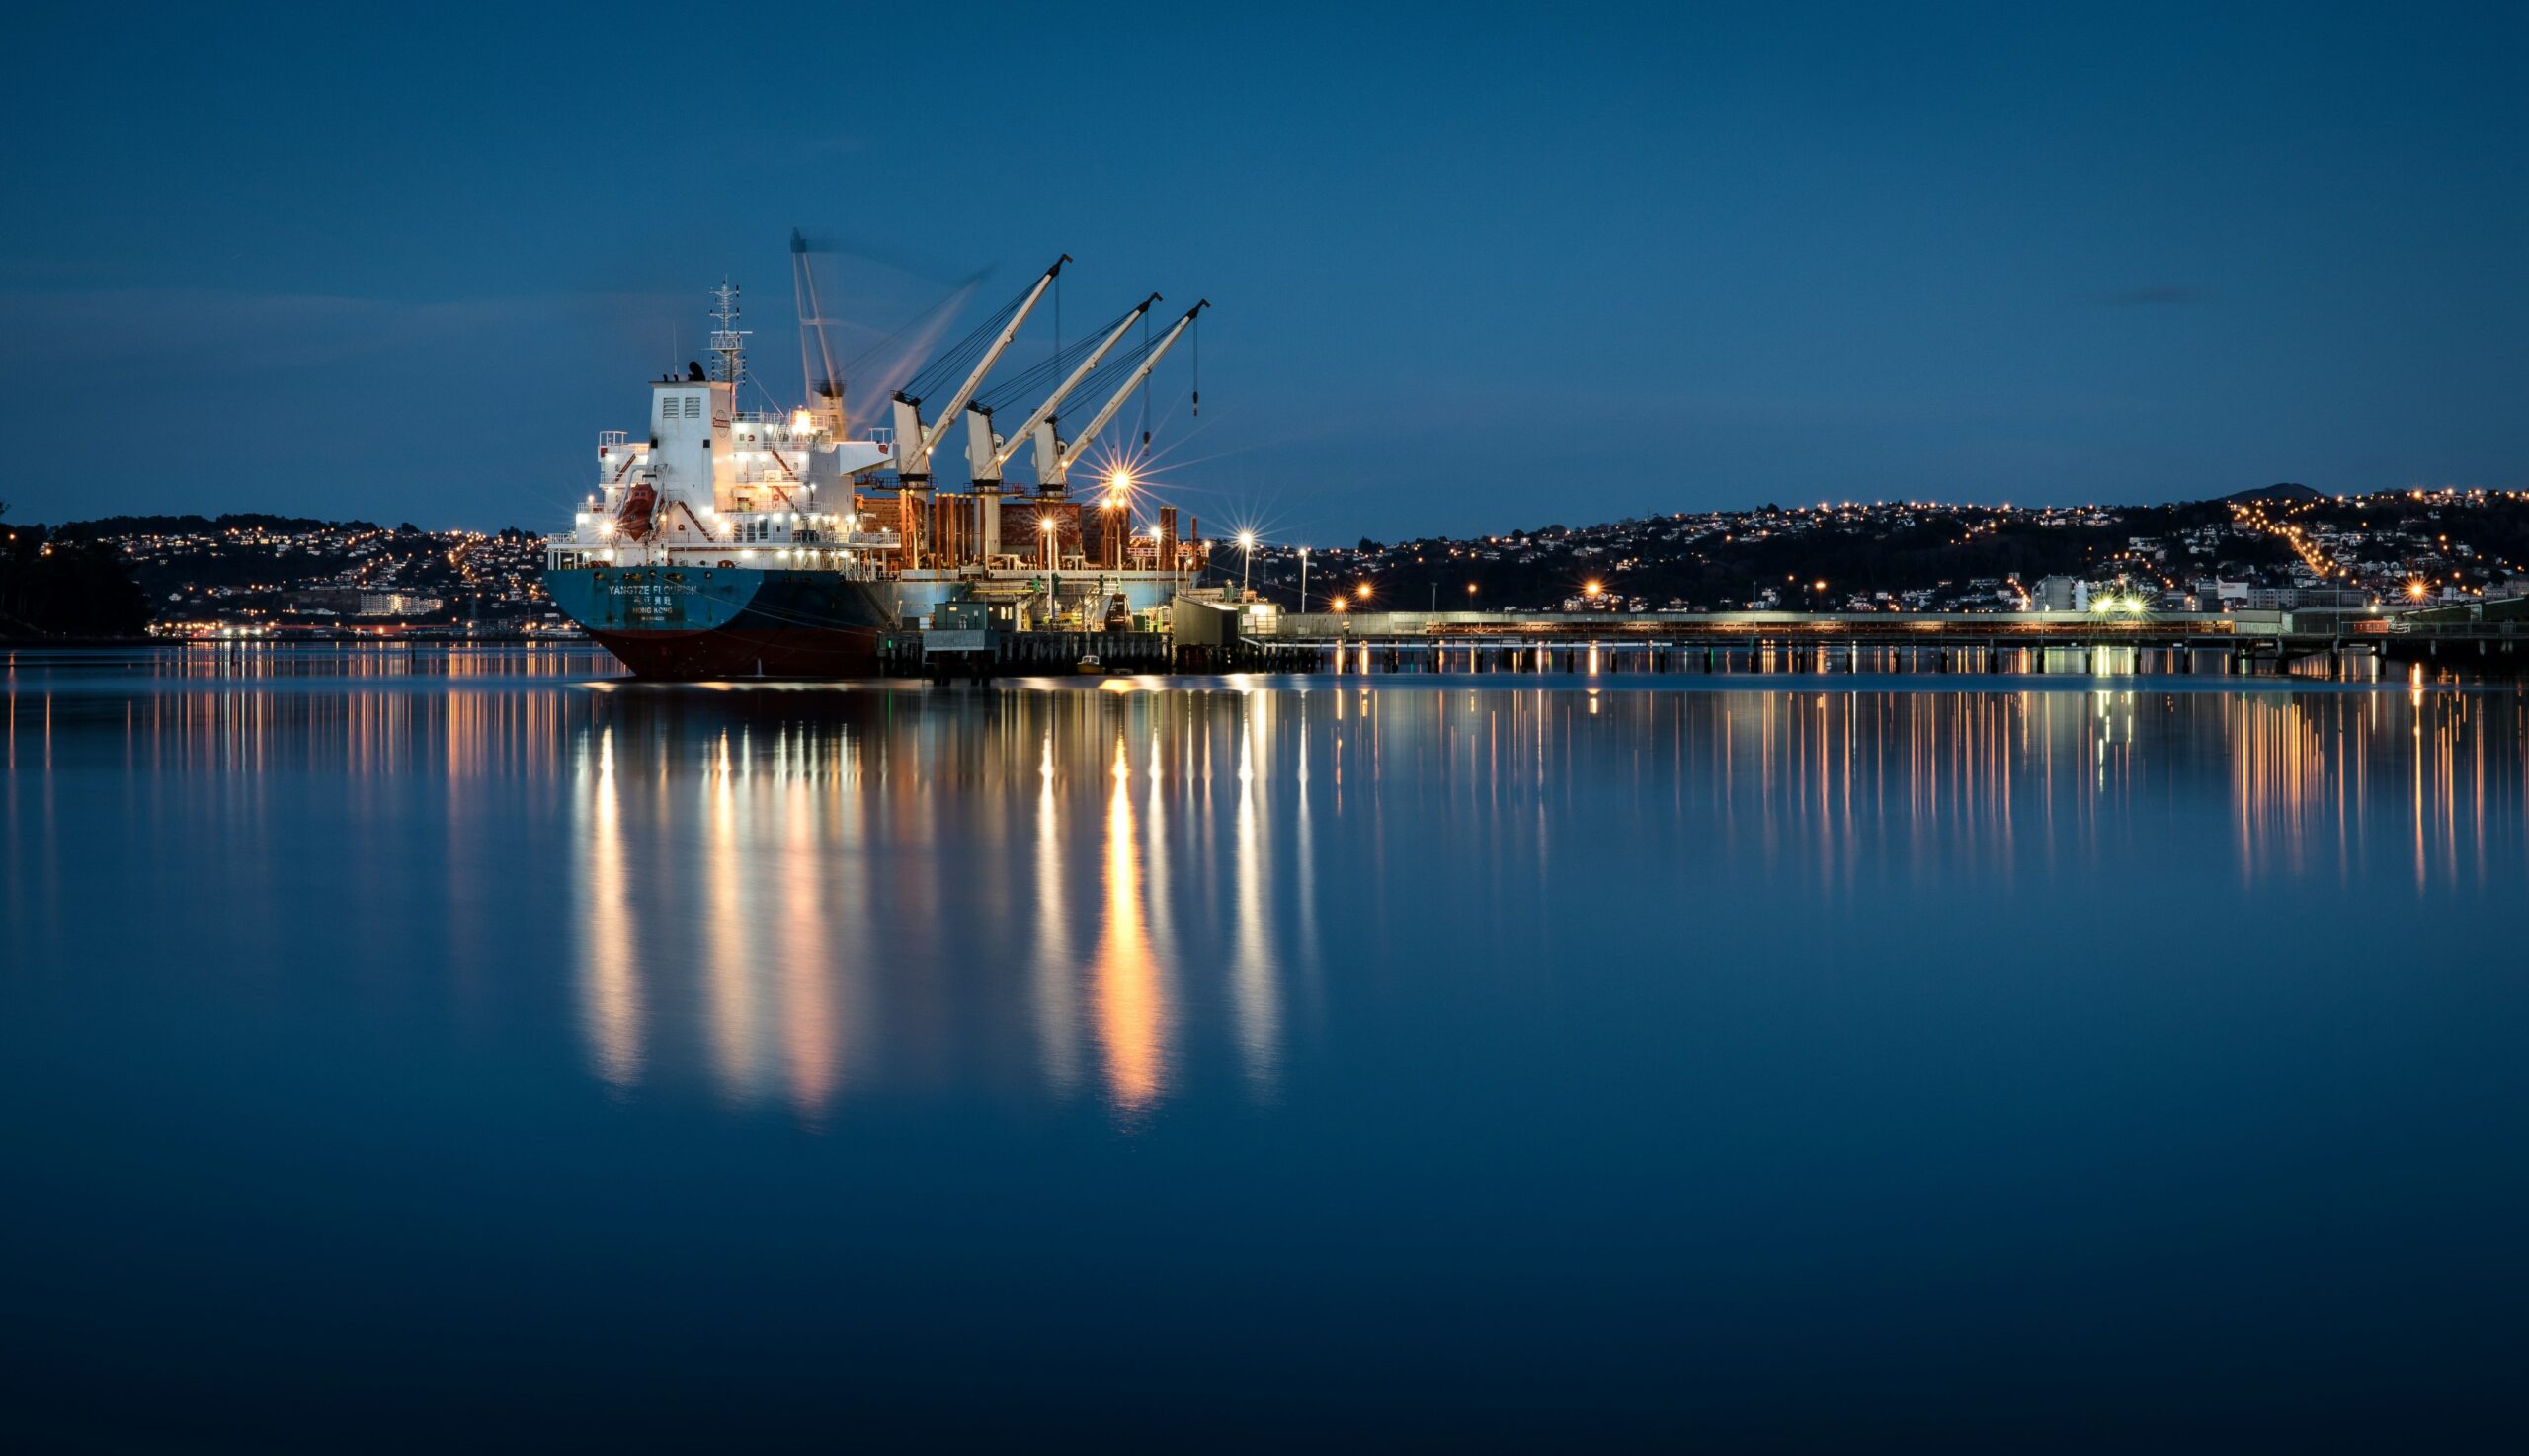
615 482 657 542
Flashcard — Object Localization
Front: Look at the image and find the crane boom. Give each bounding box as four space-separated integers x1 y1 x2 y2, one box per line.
892 255 1067 482
789 230 845 432
1032 300 1206 490
965 292 1159 486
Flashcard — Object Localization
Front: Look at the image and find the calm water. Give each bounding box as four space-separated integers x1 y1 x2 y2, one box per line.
6 648 2528 1450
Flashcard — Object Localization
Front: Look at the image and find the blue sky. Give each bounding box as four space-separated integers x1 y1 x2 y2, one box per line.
5 2 2525 542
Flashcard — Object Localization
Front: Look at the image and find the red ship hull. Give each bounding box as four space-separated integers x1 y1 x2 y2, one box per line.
548 566 903 681
589 624 885 680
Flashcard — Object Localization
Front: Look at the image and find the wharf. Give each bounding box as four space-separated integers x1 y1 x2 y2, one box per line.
883 606 2529 682
1265 607 2528 671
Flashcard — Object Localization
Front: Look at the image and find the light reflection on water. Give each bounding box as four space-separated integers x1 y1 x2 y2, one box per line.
10 652 2522 1126
9 649 2529 1444
554 684 1321 1118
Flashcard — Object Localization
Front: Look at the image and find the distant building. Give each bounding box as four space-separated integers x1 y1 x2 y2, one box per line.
359 592 444 617
2195 579 2251 610
2031 575 2088 611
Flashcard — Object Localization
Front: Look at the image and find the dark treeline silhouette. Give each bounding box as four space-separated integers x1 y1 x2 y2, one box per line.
0 503 154 638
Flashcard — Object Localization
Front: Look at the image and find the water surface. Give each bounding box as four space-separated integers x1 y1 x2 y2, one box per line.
5 649 2527 1449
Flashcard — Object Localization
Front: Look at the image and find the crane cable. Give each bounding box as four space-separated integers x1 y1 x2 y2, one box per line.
900 281 1033 403
973 302 1146 414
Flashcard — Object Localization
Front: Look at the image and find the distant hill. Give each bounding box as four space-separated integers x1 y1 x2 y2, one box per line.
48 512 377 542
2217 482 2325 505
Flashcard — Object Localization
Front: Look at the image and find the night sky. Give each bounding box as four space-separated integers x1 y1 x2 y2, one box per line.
6 2 2525 543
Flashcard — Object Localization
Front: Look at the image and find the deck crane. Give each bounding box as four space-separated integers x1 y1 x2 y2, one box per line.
788 230 846 434
888 254 1068 566
1028 299 1208 498
962 292 1160 564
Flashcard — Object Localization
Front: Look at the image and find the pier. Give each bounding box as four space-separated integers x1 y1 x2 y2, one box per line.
899 605 2529 680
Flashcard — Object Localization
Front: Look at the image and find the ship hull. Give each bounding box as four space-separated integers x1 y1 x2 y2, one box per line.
546 565 903 681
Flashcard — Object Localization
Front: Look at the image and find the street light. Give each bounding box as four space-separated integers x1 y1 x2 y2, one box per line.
1039 515 1056 571
1355 581 1372 602
1237 529 1256 599
1298 546 1310 609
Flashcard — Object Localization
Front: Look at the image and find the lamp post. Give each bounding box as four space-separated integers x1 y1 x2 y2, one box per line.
1298 546 1310 611
1039 516 1055 572
1237 530 1256 600
1101 488 1126 570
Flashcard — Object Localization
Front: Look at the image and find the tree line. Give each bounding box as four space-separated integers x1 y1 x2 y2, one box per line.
0 502 153 639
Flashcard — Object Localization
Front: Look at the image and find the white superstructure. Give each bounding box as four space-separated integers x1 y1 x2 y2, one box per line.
546 282 901 574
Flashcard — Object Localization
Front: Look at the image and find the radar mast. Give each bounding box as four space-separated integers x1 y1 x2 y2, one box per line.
708 280 749 391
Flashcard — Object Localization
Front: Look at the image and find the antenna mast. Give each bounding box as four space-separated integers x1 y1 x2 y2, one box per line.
708 279 749 391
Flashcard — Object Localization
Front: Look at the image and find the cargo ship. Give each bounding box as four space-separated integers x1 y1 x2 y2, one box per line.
546 247 1210 680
